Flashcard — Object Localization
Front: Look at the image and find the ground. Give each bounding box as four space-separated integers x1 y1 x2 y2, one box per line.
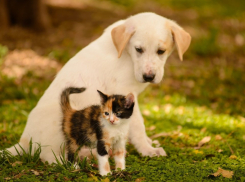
0 0 245 181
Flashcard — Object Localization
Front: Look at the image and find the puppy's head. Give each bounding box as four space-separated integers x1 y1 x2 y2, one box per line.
111 12 191 84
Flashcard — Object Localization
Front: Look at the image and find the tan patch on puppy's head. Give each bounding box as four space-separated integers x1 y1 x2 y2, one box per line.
111 24 136 58
166 21 191 61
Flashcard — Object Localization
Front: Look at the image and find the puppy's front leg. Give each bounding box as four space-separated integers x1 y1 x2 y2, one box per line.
129 101 167 157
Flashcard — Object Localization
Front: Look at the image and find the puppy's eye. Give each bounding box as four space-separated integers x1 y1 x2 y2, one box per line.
105 112 109 116
135 47 144 54
157 49 165 55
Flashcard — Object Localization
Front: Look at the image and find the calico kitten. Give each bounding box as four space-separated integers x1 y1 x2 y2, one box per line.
60 87 135 175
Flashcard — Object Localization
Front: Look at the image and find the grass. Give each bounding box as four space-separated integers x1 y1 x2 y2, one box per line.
1 0 245 181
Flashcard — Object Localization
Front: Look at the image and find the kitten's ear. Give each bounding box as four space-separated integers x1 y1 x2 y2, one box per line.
97 90 108 104
125 93 135 109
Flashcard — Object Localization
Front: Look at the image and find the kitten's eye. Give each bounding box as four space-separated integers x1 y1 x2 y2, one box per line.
116 112 121 117
104 112 109 116
135 47 144 54
157 49 165 55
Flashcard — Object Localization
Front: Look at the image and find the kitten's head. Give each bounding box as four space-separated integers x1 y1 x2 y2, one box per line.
97 90 135 125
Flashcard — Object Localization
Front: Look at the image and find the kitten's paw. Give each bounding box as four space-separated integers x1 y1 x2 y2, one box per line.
140 147 167 157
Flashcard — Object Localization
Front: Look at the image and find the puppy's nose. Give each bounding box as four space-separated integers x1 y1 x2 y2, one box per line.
143 73 155 82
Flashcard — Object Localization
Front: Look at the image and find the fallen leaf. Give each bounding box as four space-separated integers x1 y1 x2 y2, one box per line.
12 161 23 167
13 173 24 179
218 149 223 153
31 170 40 176
146 125 156 131
215 135 223 141
210 168 234 179
150 132 169 139
222 170 234 178
195 136 211 149
229 155 237 160
4 177 11 180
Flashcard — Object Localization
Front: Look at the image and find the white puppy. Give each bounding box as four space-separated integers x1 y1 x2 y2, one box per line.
5 12 191 163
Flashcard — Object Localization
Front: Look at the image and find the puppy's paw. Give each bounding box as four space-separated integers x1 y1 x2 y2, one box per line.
140 147 167 157
152 140 160 147
146 137 153 145
99 170 111 176
153 147 167 157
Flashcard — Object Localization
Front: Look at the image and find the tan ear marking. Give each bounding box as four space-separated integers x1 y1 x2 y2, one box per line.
171 24 191 61
111 24 135 58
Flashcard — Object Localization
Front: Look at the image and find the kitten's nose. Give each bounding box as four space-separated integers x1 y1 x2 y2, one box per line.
110 120 114 124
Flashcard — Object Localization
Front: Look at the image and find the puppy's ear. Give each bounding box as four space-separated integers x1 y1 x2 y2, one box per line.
125 93 135 109
170 22 191 61
97 90 108 105
111 24 135 58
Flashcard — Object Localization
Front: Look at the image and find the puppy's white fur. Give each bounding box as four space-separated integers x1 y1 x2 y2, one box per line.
5 12 191 163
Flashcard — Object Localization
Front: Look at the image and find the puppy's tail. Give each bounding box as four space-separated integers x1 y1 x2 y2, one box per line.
60 87 86 114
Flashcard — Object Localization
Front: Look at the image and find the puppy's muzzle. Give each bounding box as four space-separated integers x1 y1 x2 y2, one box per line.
143 73 155 82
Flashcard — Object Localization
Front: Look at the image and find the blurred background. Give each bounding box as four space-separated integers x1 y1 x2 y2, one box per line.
1 1 245 180
0 0 245 151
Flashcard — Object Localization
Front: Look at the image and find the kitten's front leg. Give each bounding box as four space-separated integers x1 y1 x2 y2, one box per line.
113 139 126 171
97 140 111 176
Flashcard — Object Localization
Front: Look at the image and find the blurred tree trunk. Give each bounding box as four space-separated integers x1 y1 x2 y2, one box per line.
0 0 51 31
